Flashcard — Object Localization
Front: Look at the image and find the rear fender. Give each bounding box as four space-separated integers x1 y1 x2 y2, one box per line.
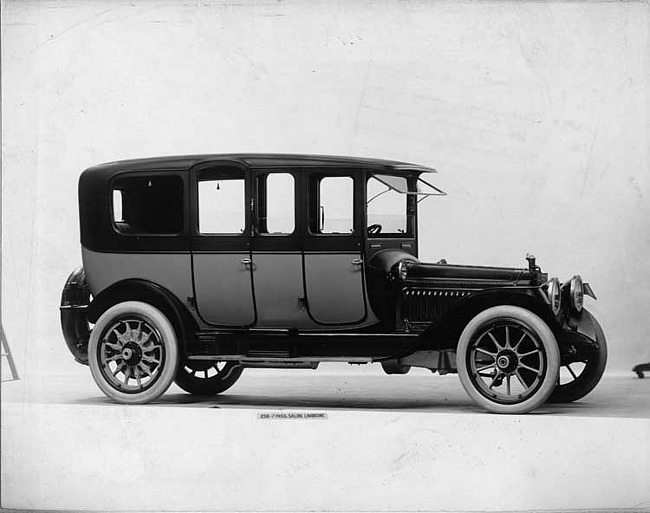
87 279 197 356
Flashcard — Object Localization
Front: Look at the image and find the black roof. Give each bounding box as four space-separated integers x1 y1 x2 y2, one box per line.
78 153 436 253
82 153 437 175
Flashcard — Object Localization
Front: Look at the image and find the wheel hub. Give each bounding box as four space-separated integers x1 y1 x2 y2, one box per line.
496 349 518 373
121 341 142 366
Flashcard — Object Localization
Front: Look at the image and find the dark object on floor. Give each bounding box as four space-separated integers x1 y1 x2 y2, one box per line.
632 363 650 378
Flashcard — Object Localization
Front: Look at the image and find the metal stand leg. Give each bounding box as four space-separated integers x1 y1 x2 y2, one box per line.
1 324 20 382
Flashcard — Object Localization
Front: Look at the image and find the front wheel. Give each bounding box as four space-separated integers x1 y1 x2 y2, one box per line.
457 306 560 414
88 301 179 404
174 360 243 395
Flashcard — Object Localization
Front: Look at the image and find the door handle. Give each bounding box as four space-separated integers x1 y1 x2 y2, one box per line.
241 258 252 265
351 258 363 265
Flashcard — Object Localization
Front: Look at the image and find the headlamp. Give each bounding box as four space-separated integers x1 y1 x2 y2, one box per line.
547 277 561 315
570 275 584 313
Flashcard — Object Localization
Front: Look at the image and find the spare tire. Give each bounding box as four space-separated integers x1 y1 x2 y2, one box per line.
60 267 91 365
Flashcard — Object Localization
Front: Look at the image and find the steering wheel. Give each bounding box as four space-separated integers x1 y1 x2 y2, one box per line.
367 224 383 236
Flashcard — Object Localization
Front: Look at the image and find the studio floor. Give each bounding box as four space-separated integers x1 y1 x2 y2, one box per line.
2 366 650 512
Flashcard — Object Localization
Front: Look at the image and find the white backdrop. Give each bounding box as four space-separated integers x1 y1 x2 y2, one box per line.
2 0 649 379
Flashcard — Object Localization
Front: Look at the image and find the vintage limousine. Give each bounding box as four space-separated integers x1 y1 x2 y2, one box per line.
61 154 607 413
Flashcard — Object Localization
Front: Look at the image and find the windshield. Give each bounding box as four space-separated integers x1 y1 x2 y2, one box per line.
365 173 446 237
367 175 446 203
366 175 410 235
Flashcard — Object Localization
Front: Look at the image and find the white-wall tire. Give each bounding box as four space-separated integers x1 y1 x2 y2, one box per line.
88 301 179 404
457 306 560 414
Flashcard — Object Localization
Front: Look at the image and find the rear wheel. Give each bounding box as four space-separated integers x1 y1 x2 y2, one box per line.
88 301 179 404
174 360 243 395
457 306 560 414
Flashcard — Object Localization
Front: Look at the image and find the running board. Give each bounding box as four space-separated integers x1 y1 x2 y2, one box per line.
240 360 319 369
187 355 374 364
192 330 419 360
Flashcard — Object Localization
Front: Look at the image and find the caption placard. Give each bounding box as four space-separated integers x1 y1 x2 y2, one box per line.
257 412 328 420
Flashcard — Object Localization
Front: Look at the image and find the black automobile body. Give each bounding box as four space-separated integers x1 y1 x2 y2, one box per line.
61 154 607 412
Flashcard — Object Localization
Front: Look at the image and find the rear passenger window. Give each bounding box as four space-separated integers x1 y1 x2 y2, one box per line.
258 173 295 234
198 177 246 234
112 175 183 235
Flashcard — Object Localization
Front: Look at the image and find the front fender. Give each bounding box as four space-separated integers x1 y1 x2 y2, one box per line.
416 287 556 350
561 308 605 350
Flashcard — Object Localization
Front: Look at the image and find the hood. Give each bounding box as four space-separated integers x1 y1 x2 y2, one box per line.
406 261 532 285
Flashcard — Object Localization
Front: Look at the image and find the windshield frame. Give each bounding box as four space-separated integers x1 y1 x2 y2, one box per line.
366 175 446 205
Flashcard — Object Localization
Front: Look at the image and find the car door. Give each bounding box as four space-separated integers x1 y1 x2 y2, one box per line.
303 170 367 325
190 161 256 326
250 169 312 328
